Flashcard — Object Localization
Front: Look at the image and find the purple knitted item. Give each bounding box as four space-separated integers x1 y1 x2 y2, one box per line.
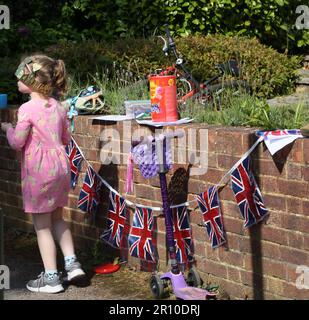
132 138 172 178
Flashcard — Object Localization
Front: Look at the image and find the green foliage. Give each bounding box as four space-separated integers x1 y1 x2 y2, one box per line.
0 0 303 107
61 0 308 53
0 57 24 105
1 0 308 56
67 72 309 130
176 35 302 98
61 0 164 40
67 70 149 115
1 32 300 105
89 240 105 266
44 38 165 83
1 0 83 56
45 35 301 100
181 92 309 130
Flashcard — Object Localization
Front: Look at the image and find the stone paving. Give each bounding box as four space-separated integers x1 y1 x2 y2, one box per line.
267 69 309 108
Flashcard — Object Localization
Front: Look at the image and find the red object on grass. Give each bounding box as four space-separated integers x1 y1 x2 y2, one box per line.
94 258 121 274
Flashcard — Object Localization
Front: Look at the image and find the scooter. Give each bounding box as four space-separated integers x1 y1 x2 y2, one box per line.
133 131 216 300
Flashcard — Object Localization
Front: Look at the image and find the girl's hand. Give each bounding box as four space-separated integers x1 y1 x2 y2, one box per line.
1 122 13 132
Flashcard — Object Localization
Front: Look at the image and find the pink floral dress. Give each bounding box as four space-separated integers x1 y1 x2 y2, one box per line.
6 98 71 214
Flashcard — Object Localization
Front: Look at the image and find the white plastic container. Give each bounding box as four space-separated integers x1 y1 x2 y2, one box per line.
124 100 151 118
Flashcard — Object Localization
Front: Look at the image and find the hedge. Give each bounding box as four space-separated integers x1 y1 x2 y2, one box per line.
45 35 301 99
0 34 301 104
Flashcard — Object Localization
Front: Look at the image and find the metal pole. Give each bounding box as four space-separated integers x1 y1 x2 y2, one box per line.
156 138 180 275
0 207 4 300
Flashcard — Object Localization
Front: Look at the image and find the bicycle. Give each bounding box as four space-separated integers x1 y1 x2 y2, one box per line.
157 25 250 107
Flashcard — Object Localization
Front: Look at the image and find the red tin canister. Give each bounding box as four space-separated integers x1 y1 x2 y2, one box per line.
149 75 178 122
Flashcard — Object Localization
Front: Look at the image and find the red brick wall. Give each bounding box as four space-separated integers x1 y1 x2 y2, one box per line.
1 108 309 300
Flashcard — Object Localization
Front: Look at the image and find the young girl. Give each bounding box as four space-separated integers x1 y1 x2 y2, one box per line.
1 54 85 293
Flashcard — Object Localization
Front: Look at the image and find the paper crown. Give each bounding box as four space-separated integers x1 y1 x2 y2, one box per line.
15 57 51 95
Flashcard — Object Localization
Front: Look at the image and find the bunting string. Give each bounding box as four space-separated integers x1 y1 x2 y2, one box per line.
70 129 304 253
71 135 264 212
214 136 264 190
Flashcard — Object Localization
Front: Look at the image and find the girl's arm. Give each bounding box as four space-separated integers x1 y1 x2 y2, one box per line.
6 106 31 151
61 112 71 146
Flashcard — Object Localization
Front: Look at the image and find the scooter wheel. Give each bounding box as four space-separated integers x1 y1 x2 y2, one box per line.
150 274 165 299
187 267 203 287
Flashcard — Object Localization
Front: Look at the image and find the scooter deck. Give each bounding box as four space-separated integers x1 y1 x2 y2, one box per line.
175 286 216 300
161 271 216 300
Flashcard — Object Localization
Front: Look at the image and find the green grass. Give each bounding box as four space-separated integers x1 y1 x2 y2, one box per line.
67 72 309 130
180 91 309 130
67 68 149 115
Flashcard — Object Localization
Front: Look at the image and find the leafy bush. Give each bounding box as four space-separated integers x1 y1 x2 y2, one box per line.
176 35 302 98
1 1 83 56
45 35 301 99
3 0 308 58
62 0 308 53
44 38 166 80
1 33 300 104
0 57 25 105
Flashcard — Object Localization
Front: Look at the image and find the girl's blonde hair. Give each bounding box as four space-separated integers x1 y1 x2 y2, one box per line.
18 54 68 98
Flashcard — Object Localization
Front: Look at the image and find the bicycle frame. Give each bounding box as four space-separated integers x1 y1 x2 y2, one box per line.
158 25 240 104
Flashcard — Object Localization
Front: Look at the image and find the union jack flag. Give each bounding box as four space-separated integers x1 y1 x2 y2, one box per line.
171 206 194 264
101 191 128 248
231 156 268 228
77 166 102 214
128 206 156 262
65 139 83 188
256 129 301 138
196 187 226 248
256 130 303 155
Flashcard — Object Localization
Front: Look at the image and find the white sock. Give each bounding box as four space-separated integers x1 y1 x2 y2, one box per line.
45 270 58 281
64 254 76 268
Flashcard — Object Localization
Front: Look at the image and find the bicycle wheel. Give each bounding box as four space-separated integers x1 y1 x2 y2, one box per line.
202 80 251 108
207 80 250 94
177 77 193 101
